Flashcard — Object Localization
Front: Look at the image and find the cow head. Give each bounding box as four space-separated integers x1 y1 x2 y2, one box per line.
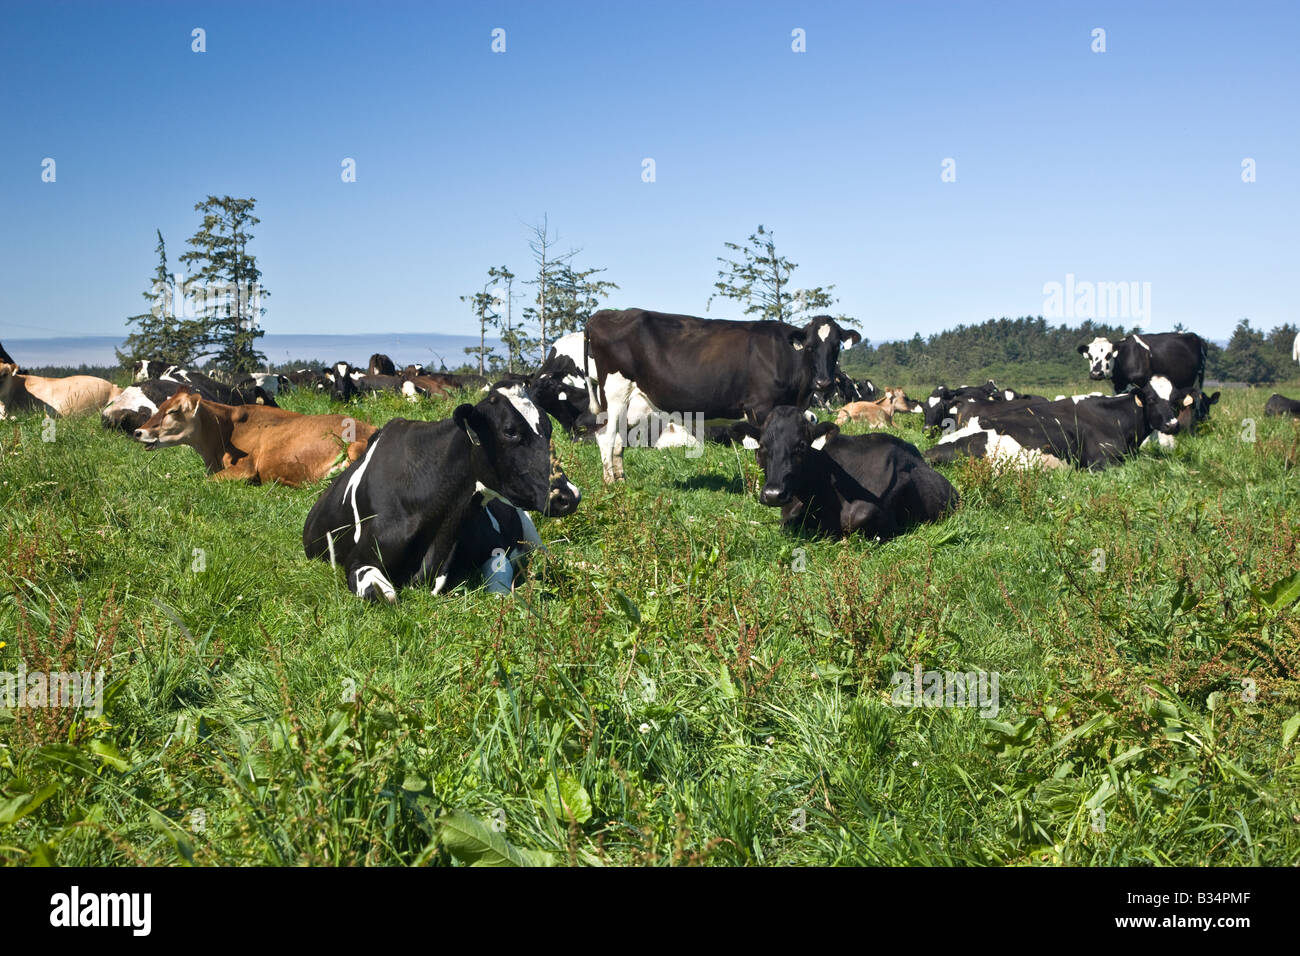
923 386 954 430
133 387 202 448
327 362 359 401
732 405 838 507
795 316 862 392
0 362 19 401
1171 387 1220 433
454 384 581 517
1133 382 1182 435
1078 337 1117 380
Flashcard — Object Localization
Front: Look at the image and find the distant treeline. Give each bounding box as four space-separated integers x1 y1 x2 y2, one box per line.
841 317 1299 386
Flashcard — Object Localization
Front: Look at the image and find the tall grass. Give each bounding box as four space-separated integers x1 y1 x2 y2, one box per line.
1 380 1297 865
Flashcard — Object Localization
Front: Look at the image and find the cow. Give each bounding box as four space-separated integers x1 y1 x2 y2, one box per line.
925 383 1182 471
132 387 376 487
443 499 547 595
531 333 598 437
922 381 1012 431
133 359 171 382
131 363 278 406
286 368 326 389
1265 393 1300 419
812 370 877 409
1138 376 1220 449
322 362 363 401
584 309 861 482
245 372 287 395
102 375 278 431
0 364 121 418
400 375 457 401
1077 332 1207 394
302 383 581 601
0 341 15 366
731 406 957 540
833 388 919 428
1293 333 1300 366
401 363 428 378
369 353 397 377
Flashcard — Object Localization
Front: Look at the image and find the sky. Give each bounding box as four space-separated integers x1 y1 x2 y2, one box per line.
1 0 1297 346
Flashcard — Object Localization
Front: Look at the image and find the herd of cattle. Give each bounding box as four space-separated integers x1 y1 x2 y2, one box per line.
2 314 1298 602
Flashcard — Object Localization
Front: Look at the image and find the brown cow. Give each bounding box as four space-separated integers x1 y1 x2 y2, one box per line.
0 363 121 418
133 387 376 486
834 388 916 428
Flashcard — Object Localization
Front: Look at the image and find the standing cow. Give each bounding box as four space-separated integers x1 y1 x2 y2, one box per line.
584 309 860 482
1077 332 1206 394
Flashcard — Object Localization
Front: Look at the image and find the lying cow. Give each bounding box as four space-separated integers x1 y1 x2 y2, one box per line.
925 383 1182 471
302 384 580 601
1077 332 1206 394
833 388 918 427
0 363 121 418
732 406 957 540
102 376 276 431
369 353 397 376
922 381 1025 432
133 387 376 486
1265 393 1300 419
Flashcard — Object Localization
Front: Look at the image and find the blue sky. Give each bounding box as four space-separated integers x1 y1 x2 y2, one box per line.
1 0 1296 345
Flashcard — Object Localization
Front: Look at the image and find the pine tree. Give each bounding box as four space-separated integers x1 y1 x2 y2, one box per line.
118 229 208 366
708 225 839 324
178 196 268 373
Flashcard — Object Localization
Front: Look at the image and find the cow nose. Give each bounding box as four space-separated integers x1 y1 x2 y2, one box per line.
759 485 789 506
815 377 833 389
132 429 144 440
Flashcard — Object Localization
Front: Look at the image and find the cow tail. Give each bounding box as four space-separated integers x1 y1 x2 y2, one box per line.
1198 336 1207 390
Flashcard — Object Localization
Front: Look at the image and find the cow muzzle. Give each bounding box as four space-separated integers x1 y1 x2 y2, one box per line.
759 485 791 506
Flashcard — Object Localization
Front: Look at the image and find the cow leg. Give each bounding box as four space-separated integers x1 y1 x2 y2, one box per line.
347 561 398 603
597 372 635 482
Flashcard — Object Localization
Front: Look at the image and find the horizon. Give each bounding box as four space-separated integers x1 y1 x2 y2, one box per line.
3 1 1297 345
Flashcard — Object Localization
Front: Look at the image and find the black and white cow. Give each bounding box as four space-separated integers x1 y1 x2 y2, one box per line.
1265 393 1300 419
922 381 1026 432
1077 332 1207 394
101 376 277 430
302 384 581 601
925 383 1183 471
811 370 877 410
0 341 14 366
732 406 958 540
369 353 397 376
584 309 860 481
532 333 598 437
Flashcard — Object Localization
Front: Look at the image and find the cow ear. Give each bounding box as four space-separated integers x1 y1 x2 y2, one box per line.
811 423 839 448
788 329 807 351
841 330 861 348
1076 343 1089 354
1208 391 1221 405
731 421 760 443
453 403 483 446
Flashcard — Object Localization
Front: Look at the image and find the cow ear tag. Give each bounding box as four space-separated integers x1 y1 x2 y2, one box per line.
1183 395 1194 407
465 425 483 446
1134 396 1143 407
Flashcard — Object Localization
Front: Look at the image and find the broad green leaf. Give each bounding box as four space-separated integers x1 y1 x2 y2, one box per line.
437 809 554 867
1283 712 1300 750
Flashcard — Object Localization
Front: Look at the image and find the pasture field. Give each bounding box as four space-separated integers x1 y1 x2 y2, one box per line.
1 380 1299 866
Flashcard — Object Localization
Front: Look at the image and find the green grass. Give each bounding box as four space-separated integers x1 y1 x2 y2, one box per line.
1 380 1299 866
